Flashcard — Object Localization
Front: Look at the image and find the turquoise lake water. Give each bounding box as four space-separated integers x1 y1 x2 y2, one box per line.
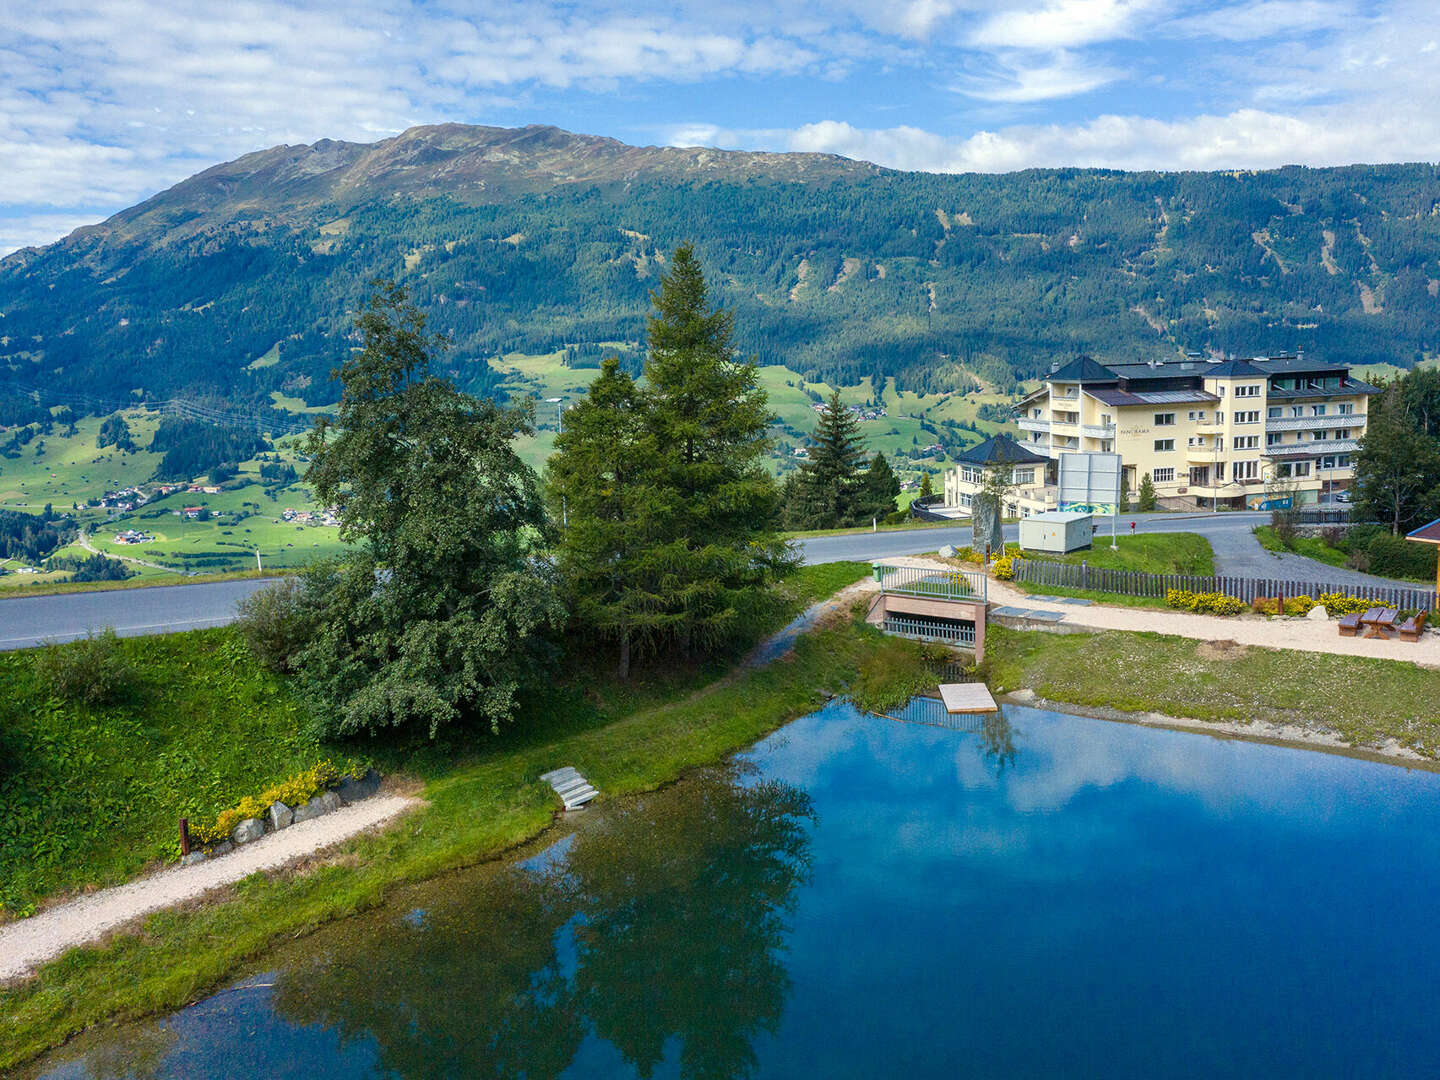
29 699 1440 1078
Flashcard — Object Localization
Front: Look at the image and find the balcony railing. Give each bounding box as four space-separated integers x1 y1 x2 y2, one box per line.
1263 439 1360 457
875 563 987 602
1081 424 1116 439
1017 417 1050 434
1265 415 1362 433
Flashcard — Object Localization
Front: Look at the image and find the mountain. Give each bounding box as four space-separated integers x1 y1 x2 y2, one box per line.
3 123 1439 419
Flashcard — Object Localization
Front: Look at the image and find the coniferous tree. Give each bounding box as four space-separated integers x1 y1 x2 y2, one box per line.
1138 472 1157 511
630 243 795 656
919 472 934 500
1354 389 1440 533
547 357 648 678
860 452 901 521
787 391 867 529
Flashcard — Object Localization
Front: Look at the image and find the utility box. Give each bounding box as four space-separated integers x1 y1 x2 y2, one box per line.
1019 510 1094 554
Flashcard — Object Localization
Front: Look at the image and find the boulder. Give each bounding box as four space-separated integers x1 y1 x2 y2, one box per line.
232 817 264 844
181 851 207 867
939 544 958 559
1306 604 1330 622
210 840 235 858
335 768 382 805
293 789 344 823
268 800 294 831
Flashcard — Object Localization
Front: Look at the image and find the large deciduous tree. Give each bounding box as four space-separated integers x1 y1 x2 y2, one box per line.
296 282 563 738
1355 388 1440 534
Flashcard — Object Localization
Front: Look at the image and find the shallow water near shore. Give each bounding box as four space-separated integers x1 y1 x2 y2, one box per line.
26 698 1440 1079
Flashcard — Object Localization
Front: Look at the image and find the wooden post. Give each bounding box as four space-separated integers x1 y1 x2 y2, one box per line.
179 818 191 857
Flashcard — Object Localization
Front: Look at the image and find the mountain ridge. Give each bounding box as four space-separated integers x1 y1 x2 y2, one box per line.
2 123 1438 419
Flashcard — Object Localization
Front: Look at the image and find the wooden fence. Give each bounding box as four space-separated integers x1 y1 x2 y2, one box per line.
1011 556 1437 611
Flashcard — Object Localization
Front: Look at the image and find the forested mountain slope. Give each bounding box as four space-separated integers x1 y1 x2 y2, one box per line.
2 123 1438 416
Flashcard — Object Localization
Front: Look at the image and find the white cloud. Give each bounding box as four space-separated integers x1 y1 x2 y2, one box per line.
969 0 1165 50
955 49 1123 101
1168 0 1356 40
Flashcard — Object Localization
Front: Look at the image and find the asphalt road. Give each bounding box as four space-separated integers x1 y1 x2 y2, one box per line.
0 511 1405 650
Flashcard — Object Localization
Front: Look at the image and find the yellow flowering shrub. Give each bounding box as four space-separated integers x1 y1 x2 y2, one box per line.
1166 589 1245 616
992 556 1014 580
193 760 343 845
1318 592 1377 618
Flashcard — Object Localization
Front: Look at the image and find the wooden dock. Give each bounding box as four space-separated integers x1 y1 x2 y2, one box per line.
540 766 598 810
938 682 998 715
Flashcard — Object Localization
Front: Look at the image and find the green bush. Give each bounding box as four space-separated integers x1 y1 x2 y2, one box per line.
30 629 135 706
235 576 313 673
1365 534 1438 580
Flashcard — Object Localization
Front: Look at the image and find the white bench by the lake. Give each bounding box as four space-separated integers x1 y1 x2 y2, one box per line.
541 766 599 810
938 683 998 715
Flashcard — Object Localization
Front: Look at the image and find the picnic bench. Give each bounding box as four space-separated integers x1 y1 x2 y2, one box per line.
1338 612 1363 637
1361 607 1400 639
1399 611 1429 642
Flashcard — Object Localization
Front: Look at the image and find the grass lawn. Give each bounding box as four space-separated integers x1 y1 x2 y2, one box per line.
0 568 286 599
1253 525 1350 569
1022 532 1215 575
1006 582 1174 610
0 562 930 1070
983 624 1440 750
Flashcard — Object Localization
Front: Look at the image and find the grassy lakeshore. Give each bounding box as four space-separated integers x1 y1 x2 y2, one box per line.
0 563 935 1070
983 624 1440 752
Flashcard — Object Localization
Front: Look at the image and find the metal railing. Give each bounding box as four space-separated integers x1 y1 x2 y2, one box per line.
875 562 987 601
882 615 977 647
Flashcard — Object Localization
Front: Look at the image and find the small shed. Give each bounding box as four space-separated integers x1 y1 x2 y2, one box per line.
1019 510 1094 554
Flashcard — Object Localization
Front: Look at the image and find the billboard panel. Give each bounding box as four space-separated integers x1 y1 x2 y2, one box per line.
1058 453 1123 517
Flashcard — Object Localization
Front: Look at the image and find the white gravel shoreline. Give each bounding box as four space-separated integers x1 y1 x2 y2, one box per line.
0 793 419 983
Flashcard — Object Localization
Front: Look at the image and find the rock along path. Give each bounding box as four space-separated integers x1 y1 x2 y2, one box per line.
0 793 419 983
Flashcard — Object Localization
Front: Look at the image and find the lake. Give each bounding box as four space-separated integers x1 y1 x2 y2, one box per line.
27 699 1440 1079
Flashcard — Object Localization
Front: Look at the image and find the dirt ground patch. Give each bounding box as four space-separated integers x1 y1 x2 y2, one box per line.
1196 639 1249 661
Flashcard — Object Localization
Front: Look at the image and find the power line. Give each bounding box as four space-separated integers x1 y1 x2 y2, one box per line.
0 378 319 437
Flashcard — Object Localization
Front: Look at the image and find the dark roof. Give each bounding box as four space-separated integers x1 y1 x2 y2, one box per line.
955 433 1049 467
1203 358 1266 377
1268 379 1381 399
1048 356 1117 382
1087 387 1219 406
1406 517 1440 545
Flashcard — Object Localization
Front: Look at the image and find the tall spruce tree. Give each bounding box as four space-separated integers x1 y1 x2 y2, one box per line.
788 391 867 529
860 452 901 522
590 243 794 661
546 357 648 678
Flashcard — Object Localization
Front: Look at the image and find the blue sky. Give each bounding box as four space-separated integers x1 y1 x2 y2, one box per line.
3 0 1437 254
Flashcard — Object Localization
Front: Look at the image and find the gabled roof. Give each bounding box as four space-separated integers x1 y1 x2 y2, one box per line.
1405 518 1440 545
954 433 1049 467
1203 358 1266 378
1048 356 1117 383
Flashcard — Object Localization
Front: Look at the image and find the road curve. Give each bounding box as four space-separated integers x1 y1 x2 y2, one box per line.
0 511 1418 650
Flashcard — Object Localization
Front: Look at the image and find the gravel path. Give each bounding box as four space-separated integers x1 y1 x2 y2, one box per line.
0 793 419 983
986 577 1440 667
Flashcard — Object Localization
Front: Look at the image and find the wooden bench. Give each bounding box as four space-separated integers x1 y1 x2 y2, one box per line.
1399 611 1429 643
1360 607 1399 639
1338 612 1363 636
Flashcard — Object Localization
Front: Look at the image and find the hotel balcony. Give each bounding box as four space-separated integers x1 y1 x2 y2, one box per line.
1081 423 1116 439
1017 417 1050 434
1263 439 1360 458
1265 415 1363 433
1185 444 1218 462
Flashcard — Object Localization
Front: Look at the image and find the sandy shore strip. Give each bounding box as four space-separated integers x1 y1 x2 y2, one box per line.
0 793 420 983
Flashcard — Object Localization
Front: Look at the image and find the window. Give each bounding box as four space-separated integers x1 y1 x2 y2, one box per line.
1188 436 1206 447
1294 462 1311 477
1267 406 1282 418
1153 468 1176 483
1337 455 1351 468
1101 414 1113 426
1291 406 1304 417
1336 428 1352 440
1338 403 1354 415
1266 432 1283 446
1154 412 1176 426
1013 468 1035 485
1235 384 1261 397
1311 430 1329 441
1154 439 1176 452
1233 435 1259 450
960 466 984 484
1274 462 1311 479
1234 460 1259 480
1311 404 1327 417
1032 408 1042 419
1235 410 1260 424
1215 461 1226 481
1216 386 1227 397
1215 411 1225 424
